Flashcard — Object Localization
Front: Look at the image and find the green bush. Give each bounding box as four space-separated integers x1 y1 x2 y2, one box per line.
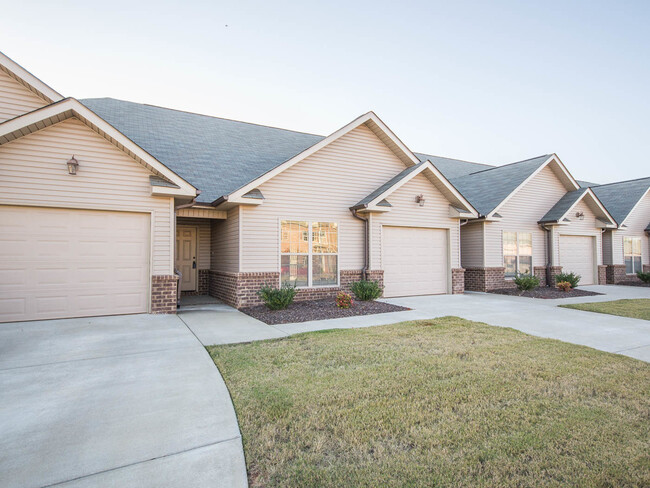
513 273 539 291
555 272 581 289
350 280 383 301
258 283 297 310
637 271 650 283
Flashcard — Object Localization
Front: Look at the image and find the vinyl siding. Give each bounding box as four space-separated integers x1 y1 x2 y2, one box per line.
611 191 650 266
372 173 460 269
555 199 602 266
211 207 239 272
240 124 418 273
460 221 484 268
484 165 568 267
602 230 613 265
0 68 49 123
176 217 211 270
0 118 174 275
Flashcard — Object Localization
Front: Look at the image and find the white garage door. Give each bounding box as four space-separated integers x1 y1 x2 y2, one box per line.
383 226 448 297
559 235 595 285
0 206 150 323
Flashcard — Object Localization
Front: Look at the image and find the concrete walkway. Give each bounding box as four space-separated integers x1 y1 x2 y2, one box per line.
0 314 247 488
183 285 650 362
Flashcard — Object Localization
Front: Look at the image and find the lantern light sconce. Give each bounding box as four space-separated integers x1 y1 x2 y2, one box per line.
415 194 425 207
67 156 79 175
575 211 584 220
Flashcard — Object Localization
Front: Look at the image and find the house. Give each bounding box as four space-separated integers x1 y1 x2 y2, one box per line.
0 52 477 322
414 152 617 290
590 177 650 283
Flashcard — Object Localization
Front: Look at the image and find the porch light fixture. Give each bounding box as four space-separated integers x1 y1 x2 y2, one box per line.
415 194 425 207
67 156 79 175
575 211 584 220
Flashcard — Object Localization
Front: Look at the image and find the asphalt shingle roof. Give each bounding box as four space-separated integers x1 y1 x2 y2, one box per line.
414 152 494 179
81 98 325 203
591 177 650 225
353 162 425 209
539 189 588 223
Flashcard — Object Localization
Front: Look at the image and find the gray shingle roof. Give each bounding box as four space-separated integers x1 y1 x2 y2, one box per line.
577 180 599 188
591 177 650 225
81 98 325 203
539 189 587 223
414 152 494 179
448 155 551 216
352 162 424 209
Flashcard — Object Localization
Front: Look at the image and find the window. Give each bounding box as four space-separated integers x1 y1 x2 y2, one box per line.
624 236 642 274
281 220 338 287
503 232 532 277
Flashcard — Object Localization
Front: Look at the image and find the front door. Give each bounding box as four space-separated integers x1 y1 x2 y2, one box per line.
176 226 197 292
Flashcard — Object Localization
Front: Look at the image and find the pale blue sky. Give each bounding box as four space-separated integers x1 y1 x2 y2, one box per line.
1 0 648 183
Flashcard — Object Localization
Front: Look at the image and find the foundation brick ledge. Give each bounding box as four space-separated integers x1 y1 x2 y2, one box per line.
151 274 179 314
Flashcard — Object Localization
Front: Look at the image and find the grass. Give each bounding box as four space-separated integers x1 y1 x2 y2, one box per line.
560 299 650 321
208 318 650 487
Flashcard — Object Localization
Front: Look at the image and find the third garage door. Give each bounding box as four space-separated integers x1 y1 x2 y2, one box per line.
382 226 448 297
559 235 595 285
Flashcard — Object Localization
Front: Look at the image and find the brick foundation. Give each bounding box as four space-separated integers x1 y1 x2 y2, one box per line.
605 264 628 284
548 266 563 288
208 269 385 308
598 265 607 285
464 267 515 292
451 268 465 294
533 266 547 287
644 264 650 273
151 275 178 313
198 269 210 295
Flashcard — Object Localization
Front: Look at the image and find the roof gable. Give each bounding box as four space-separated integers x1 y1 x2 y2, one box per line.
591 177 650 226
414 152 495 179
539 188 615 226
0 51 63 104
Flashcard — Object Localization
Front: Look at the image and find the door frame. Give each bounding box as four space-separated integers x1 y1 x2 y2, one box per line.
176 224 199 292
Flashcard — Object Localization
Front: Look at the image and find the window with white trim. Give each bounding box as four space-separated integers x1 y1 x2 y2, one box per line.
503 232 532 277
624 236 642 274
280 220 338 287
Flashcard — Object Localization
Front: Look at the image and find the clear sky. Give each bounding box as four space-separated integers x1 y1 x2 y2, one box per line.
1 0 648 184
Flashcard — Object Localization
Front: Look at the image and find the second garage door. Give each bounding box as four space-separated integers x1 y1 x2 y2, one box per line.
382 226 448 297
0 206 150 323
559 235 595 285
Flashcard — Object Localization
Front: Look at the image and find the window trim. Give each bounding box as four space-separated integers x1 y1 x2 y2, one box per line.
623 236 643 275
279 219 340 288
503 231 533 278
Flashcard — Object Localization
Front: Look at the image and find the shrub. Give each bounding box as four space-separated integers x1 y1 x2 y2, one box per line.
637 271 650 284
557 281 572 292
513 273 539 291
336 292 353 309
258 283 297 310
555 272 580 289
350 280 383 301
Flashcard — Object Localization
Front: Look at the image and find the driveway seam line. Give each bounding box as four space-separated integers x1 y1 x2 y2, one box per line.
613 343 650 353
40 435 243 488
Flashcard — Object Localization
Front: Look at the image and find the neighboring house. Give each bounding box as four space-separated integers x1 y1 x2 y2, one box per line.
590 177 650 283
414 153 617 290
0 52 477 322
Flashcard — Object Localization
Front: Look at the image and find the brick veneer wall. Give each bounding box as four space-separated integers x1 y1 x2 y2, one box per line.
644 264 650 273
605 264 628 284
151 275 178 313
209 269 385 308
547 266 563 288
598 265 607 285
464 267 515 292
533 266 547 287
198 269 210 295
451 268 465 294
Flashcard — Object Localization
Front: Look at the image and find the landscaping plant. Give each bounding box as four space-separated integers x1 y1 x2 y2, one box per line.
637 271 650 284
513 273 539 292
350 280 383 301
335 292 353 309
557 281 572 292
555 272 581 289
258 283 297 310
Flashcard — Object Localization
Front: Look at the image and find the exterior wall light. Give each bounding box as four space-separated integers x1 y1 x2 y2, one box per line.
415 194 425 207
67 156 79 175
575 211 584 220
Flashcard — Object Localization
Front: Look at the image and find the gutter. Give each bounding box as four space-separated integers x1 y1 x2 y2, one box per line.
350 208 369 280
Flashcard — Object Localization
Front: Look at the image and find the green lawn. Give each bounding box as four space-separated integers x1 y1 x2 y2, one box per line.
560 299 650 321
208 318 650 487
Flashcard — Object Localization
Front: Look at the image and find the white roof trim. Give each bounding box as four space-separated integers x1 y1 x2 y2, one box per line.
0 98 197 197
488 153 580 218
620 186 650 227
226 111 421 202
556 188 616 226
0 51 64 103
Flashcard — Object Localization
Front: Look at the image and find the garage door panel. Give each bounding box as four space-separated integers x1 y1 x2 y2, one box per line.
0 206 150 322
559 235 595 285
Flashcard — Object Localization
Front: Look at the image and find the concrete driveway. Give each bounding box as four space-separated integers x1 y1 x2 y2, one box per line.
0 314 247 488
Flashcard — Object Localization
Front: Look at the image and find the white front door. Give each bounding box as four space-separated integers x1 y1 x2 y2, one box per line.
559 235 595 285
176 226 197 292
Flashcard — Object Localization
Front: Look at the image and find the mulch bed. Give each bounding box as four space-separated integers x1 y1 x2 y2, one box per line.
489 287 603 299
241 299 409 325
616 281 650 288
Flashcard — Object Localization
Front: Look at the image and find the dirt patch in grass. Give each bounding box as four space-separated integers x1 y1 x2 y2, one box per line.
208 318 650 487
489 287 602 299
241 299 409 325
561 299 650 320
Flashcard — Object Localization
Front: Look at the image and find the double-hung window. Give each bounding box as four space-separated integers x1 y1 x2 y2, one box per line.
280 220 338 287
624 236 642 274
503 232 532 277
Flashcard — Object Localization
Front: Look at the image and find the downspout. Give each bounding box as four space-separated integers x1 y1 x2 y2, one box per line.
351 209 369 280
540 223 553 287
